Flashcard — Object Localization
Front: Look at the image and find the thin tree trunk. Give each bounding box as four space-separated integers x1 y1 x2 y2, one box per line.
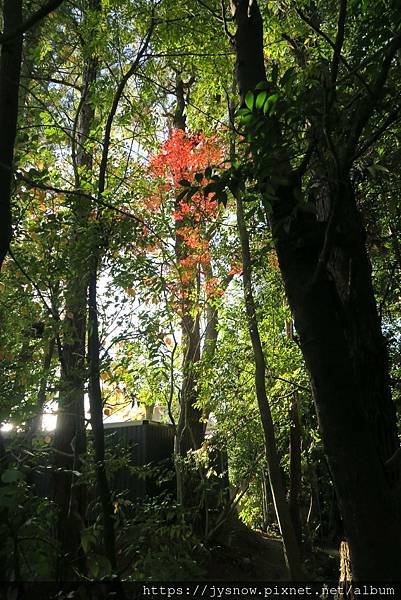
27 337 55 442
52 3 99 576
172 75 204 504
285 320 303 546
201 260 220 425
236 192 304 580
0 0 23 269
87 261 117 571
288 391 302 547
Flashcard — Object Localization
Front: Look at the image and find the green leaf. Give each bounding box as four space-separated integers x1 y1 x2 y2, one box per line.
264 93 279 114
280 67 296 87
1 468 24 484
240 113 254 125
87 555 100 578
179 179 191 187
255 91 268 110
244 91 254 111
96 554 112 576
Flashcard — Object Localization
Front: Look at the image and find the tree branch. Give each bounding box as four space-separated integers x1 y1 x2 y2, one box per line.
0 0 65 46
353 108 401 161
98 15 155 197
331 0 347 86
196 0 224 22
294 4 371 95
16 172 173 249
345 30 401 164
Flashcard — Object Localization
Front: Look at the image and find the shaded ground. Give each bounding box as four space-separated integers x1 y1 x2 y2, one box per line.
204 522 340 581
205 524 288 581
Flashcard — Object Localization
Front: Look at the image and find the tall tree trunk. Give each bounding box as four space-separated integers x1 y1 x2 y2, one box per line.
172 75 204 504
27 337 55 442
87 260 117 571
52 3 99 576
275 180 401 578
288 391 302 547
231 0 401 579
236 191 304 580
201 260 220 424
0 0 23 269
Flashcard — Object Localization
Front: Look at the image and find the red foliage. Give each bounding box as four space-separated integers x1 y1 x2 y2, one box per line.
148 129 224 306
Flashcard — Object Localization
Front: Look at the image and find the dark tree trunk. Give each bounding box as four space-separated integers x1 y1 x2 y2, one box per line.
274 180 401 578
52 9 99 576
0 13 21 541
288 392 302 547
236 191 304 580
172 75 204 504
231 0 401 579
88 262 117 571
0 0 23 270
27 337 55 443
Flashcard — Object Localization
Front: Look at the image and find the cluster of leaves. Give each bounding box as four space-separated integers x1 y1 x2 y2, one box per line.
147 128 226 303
113 494 206 581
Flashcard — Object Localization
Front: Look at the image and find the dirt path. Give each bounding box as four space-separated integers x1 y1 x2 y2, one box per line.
204 525 288 581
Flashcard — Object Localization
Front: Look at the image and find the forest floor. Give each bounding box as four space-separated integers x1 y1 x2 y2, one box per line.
204 523 289 581
204 522 339 581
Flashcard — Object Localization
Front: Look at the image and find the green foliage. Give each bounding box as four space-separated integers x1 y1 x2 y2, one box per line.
0 0 400 582
115 494 206 580
0 460 56 580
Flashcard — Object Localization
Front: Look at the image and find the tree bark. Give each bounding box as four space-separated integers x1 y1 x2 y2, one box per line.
172 75 204 504
52 3 99 576
88 260 117 571
231 0 401 579
288 391 302 547
0 0 23 270
27 337 55 442
236 191 304 580
274 180 401 578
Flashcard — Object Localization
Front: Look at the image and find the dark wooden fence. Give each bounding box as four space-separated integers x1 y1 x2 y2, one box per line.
103 420 175 499
6 420 175 501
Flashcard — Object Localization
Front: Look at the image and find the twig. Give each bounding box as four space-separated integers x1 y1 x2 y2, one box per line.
353 108 401 161
293 4 372 96
221 0 234 40
98 15 156 197
345 29 401 163
16 172 173 249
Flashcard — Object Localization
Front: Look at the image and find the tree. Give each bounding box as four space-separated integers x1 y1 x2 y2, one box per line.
0 0 65 270
228 0 401 579
147 99 225 504
0 0 23 269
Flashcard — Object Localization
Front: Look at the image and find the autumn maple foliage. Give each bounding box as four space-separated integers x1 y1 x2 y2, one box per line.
148 128 225 307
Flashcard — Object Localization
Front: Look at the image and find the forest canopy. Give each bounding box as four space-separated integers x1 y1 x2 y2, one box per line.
0 0 401 587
